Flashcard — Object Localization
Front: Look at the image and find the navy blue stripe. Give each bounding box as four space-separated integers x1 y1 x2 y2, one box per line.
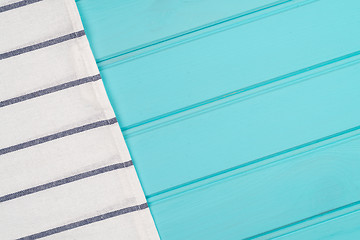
17 203 149 240
0 74 101 108
0 0 42 13
0 160 133 203
0 30 85 60
0 118 118 156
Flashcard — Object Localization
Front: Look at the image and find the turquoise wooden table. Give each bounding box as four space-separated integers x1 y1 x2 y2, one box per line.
76 0 360 239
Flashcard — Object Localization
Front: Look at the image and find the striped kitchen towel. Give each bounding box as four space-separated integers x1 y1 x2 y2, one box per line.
0 0 159 239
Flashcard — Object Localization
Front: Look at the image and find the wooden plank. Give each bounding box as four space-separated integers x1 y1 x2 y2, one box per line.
99 0 360 128
276 210 360 240
125 62 360 196
76 0 277 61
149 135 360 239
77 0 360 239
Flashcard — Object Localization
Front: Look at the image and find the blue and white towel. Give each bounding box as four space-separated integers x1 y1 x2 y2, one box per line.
0 0 159 239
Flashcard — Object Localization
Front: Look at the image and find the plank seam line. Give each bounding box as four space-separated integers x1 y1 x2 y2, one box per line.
270 208 360 240
92 0 296 65
99 0 319 69
244 200 360 240
105 1 321 69
124 56 360 139
123 50 360 132
147 124 360 202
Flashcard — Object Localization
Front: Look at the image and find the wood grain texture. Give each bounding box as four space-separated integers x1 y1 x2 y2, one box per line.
100 0 359 128
76 0 277 61
150 135 360 239
124 62 360 196
276 209 360 240
77 0 360 239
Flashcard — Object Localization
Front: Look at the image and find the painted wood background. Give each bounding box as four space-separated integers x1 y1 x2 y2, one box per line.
76 0 360 239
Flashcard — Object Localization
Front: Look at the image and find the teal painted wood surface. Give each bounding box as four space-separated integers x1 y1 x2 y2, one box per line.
77 0 360 239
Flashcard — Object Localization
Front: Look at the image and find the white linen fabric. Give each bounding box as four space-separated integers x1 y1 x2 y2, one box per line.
0 0 159 239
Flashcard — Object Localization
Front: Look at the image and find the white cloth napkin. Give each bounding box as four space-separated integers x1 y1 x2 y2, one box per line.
0 0 159 239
